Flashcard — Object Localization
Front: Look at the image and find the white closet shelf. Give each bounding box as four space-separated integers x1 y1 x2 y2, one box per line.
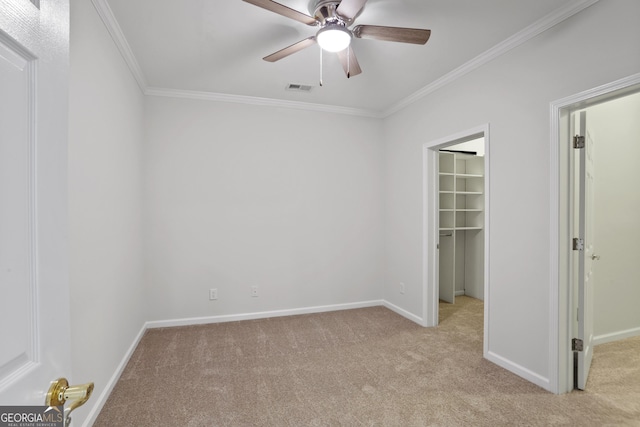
456 191 483 195
439 226 483 231
438 172 483 178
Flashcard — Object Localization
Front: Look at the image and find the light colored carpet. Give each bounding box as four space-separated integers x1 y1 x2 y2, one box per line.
94 297 640 426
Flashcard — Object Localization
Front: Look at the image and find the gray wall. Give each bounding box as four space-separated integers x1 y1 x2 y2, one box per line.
143 97 385 321
69 0 146 423
382 0 640 390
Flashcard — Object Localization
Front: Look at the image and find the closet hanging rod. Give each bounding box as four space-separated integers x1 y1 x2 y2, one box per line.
440 233 453 237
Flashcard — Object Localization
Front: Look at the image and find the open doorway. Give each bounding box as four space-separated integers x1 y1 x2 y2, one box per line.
422 124 490 357
437 139 485 306
571 91 640 390
552 73 640 393
581 92 640 347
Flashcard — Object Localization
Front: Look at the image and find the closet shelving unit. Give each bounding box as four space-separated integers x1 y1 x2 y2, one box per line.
438 151 484 303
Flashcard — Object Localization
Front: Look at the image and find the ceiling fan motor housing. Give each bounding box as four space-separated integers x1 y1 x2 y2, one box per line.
311 0 360 25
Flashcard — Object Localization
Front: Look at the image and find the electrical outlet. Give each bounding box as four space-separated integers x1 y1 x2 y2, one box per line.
399 282 405 294
209 288 218 300
251 285 259 297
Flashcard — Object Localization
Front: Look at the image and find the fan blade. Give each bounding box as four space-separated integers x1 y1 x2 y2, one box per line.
337 47 362 78
353 25 431 44
263 36 317 62
243 0 318 26
336 0 367 21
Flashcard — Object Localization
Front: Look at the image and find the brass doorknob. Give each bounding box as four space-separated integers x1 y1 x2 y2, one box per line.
46 378 94 426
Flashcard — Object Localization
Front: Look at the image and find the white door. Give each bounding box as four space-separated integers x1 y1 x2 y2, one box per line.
0 0 71 406
575 110 595 390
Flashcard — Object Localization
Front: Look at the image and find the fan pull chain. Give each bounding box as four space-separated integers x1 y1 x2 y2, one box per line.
347 45 351 78
319 45 323 87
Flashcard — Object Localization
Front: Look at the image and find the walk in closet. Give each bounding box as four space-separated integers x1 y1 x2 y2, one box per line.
438 147 484 303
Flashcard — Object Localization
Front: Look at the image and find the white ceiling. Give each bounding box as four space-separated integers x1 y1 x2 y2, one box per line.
102 0 593 115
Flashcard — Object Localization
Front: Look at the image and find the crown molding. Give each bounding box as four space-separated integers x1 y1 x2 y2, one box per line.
91 0 147 92
88 0 380 118
91 0 599 119
144 87 384 118
381 0 600 118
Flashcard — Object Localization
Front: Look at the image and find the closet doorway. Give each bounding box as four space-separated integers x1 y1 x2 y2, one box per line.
438 141 485 305
422 124 490 359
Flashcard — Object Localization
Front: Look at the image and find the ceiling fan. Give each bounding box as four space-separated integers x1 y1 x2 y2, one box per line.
242 0 431 78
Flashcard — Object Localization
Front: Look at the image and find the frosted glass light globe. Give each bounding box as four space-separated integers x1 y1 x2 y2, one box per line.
317 25 352 52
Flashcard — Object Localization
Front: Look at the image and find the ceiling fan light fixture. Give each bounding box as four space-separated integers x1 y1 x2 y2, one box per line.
316 24 352 52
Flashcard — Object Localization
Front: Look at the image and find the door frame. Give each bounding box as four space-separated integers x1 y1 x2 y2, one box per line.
422 123 490 355
550 72 640 394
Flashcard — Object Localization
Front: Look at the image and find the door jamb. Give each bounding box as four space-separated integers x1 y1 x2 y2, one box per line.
422 124 490 357
550 72 640 394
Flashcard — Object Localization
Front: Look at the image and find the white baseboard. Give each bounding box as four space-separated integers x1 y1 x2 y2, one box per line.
455 290 465 296
594 326 640 346
145 300 385 329
81 324 146 427
382 300 425 326
485 350 552 392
